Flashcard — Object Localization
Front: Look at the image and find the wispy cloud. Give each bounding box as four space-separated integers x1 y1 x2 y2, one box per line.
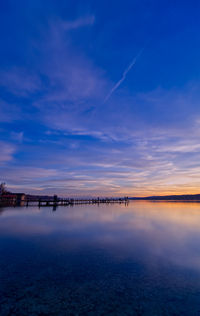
0 68 41 96
62 15 95 31
0 142 16 163
11 131 24 143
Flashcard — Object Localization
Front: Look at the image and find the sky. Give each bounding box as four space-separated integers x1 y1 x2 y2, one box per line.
0 0 200 197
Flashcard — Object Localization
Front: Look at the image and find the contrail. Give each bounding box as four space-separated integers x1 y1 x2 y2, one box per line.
104 45 146 103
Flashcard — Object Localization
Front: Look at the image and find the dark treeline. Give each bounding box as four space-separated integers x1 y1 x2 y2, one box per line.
130 194 200 201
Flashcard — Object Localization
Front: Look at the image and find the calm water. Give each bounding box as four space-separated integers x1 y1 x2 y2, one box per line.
1 202 200 315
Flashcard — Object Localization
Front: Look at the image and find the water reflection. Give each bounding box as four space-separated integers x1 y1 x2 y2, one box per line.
1 202 200 315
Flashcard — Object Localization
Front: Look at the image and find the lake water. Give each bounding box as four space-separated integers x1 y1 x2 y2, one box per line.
1 201 200 315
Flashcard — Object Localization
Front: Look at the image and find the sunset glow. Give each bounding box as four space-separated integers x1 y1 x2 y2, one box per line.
0 1 200 196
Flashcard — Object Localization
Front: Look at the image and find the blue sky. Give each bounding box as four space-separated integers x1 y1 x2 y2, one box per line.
1 0 200 196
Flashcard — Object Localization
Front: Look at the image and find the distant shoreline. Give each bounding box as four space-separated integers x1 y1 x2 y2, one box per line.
130 194 200 201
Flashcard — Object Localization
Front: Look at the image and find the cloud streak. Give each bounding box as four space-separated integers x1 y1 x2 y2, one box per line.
104 46 146 102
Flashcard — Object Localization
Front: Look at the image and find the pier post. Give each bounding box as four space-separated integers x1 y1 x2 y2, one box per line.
53 195 58 209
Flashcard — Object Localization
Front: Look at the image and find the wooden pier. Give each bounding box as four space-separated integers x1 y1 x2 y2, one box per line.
26 196 129 208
